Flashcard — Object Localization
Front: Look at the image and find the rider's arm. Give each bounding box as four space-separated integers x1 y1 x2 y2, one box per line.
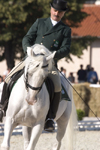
54 27 71 61
22 19 39 54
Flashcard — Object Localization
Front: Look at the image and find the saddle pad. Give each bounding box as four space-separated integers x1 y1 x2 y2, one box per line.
45 78 71 102
61 84 71 101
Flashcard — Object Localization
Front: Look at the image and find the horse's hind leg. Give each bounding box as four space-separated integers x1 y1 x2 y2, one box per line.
52 117 69 150
1 117 16 150
52 101 72 150
23 126 32 150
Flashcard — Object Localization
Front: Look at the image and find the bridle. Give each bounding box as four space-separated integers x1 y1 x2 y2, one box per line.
24 62 48 91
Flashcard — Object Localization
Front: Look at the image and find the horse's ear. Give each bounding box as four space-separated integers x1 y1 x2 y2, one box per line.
41 49 46 55
46 51 56 61
27 47 33 56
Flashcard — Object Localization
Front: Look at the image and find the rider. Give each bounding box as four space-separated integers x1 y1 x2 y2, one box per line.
0 0 71 131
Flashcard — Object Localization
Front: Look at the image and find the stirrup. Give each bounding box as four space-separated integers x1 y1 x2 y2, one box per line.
44 119 55 132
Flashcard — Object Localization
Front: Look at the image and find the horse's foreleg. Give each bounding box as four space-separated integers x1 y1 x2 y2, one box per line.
1 117 16 150
23 126 32 150
26 120 44 150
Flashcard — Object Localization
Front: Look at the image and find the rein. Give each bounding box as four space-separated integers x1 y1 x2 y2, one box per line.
58 69 100 122
24 63 48 91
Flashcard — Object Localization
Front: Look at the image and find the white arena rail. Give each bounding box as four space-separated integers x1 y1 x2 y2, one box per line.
0 118 100 135
78 120 100 131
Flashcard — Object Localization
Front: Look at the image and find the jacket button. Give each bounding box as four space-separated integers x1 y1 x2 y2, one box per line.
51 46 52 47
41 43 43 45
42 37 44 38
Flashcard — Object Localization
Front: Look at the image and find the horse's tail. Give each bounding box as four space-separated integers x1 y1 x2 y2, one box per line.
59 73 78 149
65 97 78 150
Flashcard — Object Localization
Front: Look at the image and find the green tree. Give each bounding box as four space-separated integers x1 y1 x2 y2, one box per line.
0 0 43 68
0 0 88 68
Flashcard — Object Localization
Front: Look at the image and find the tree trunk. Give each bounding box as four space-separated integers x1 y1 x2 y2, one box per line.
5 40 15 69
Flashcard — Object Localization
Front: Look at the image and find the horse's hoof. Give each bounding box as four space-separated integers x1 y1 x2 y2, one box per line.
0 110 3 122
52 142 61 150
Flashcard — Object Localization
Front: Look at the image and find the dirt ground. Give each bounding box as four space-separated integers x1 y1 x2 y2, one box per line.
0 131 100 150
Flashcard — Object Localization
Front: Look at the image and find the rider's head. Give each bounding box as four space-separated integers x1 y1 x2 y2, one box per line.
50 0 68 22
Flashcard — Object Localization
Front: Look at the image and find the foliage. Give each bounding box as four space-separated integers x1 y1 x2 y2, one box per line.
77 109 85 120
64 0 88 27
0 0 91 68
0 0 43 68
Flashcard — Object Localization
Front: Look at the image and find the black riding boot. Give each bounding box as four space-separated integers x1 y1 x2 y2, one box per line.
0 82 8 122
44 92 61 132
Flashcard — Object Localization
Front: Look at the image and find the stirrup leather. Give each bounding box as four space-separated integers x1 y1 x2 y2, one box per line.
0 106 4 122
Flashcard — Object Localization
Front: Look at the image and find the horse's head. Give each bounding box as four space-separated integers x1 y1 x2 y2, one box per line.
24 45 56 105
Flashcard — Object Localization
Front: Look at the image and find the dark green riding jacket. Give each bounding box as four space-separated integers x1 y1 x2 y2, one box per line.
22 17 71 64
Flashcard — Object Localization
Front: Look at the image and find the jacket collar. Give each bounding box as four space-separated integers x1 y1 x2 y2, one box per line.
44 18 65 35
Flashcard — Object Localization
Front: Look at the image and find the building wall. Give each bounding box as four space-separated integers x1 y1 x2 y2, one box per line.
58 40 100 83
92 40 100 77
0 60 7 75
0 60 20 77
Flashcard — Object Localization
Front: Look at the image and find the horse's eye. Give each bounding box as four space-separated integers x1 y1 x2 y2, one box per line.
36 64 39 67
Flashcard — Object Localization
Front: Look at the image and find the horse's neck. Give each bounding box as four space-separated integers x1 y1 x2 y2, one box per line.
37 83 49 101
38 83 47 96
16 75 25 90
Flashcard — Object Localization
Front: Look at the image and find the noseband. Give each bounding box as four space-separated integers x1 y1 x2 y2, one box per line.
24 63 48 91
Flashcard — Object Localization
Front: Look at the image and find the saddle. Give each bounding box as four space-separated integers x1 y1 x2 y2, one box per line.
45 78 71 104
7 69 24 98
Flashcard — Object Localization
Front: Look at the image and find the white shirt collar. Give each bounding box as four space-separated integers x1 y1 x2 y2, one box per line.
50 18 58 26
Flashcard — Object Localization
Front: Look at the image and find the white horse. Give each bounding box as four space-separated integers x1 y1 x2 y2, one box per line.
1 44 77 150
